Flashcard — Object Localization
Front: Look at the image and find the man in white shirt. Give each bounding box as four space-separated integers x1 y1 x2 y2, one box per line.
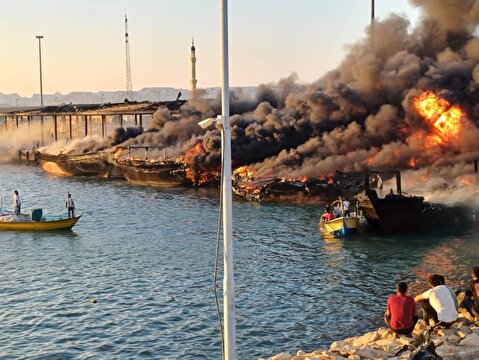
415 274 458 326
13 190 21 215
343 197 351 217
65 192 75 218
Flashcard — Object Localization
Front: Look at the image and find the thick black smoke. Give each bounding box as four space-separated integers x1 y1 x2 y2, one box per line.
115 0 479 202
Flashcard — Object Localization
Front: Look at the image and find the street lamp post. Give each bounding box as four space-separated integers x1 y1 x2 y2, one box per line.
220 1 235 359
196 2 235 358
36 35 44 107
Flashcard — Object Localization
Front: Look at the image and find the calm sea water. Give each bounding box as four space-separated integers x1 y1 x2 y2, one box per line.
0 163 478 359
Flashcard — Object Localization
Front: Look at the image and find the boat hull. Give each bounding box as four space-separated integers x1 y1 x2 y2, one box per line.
357 190 473 232
321 216 359 236
0 214 81 231
36 151 114 178
114 159 189 187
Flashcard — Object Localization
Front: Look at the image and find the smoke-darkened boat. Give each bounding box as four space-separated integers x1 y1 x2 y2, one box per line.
36 150 116 178
357 171 474 232
232 166 363 202
112 146 189 187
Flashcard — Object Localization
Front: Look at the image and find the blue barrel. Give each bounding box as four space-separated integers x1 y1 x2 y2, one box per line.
30 208 43 221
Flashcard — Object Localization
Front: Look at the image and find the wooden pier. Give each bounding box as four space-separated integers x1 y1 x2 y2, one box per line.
0 100 185 147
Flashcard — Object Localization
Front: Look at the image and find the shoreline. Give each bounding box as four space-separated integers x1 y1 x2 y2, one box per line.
265 312 479 360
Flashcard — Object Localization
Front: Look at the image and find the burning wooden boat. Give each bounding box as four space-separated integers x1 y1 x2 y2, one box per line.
36 150 117 178
112 146 189 187
357 171 474 232
232 166 363 202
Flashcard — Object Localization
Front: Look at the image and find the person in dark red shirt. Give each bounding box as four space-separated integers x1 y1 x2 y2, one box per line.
321 206 335 222
385 281 418 335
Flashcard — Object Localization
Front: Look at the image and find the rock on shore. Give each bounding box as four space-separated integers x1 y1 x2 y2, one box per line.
265 314 479 360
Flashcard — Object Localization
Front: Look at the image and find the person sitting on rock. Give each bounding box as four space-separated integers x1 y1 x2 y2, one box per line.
438 274 458 312
462 267 479 319
460 289 476 318
385 281 418 335
415 274 458 326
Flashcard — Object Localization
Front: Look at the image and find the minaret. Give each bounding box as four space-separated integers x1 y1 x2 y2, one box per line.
190 38 197 93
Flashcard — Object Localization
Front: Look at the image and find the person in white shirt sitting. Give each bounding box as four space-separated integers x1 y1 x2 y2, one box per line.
414 274 458 326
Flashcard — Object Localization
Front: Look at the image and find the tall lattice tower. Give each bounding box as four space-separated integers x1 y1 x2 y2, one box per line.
190 38 197 93
124 15 133 100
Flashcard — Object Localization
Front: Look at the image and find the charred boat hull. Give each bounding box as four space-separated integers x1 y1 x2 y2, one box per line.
36 151 116 178
358 190 474 232
233 175 363 203
113 159 189 187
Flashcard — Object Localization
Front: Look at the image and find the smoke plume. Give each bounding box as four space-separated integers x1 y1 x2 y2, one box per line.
22 0 479 205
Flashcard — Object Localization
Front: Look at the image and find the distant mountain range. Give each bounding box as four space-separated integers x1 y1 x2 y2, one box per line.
0 86 258 107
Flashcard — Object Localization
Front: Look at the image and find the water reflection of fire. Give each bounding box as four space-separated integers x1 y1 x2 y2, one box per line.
409 240 467 293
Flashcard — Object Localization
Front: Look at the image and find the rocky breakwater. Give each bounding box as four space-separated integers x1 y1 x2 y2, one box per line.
265 314 479 360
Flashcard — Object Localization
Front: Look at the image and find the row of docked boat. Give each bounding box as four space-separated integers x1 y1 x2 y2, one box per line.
32 152 477 235
35 147 195 187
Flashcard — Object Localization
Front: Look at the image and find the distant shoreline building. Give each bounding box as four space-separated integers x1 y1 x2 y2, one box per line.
190 39 197 94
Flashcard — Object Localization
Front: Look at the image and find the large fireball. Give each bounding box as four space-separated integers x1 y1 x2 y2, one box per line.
413 91 463 143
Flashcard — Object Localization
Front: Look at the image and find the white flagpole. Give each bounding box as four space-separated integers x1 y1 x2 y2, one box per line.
220 0 236 359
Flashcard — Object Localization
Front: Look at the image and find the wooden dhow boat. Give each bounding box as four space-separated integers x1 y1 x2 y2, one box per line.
113 158 189 187
112 146 189 187
36 150 116 178
357 171 474 232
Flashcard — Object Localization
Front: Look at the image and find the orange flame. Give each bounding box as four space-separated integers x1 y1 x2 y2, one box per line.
285 175 309 182
408 158 416 168
233 166 256 179
183 143 211 185
365 156 374 167
413 91 463 143
458 176 472 186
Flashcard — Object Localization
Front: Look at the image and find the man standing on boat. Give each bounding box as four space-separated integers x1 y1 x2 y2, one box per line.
13 190 21 215
66 192 75 218
377 175 384 197
343 197 351 217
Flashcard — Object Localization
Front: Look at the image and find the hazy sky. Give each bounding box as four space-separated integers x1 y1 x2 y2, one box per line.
0 0 420 96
